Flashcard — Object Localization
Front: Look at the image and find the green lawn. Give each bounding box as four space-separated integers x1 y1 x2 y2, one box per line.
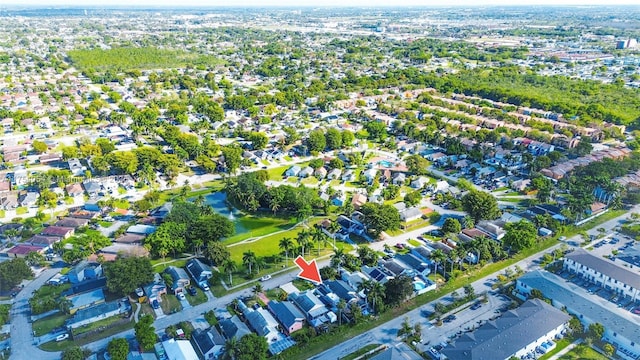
160 294 182 314
0 210 5 218
301 177 319 185
152 258 188 273
32 313 70 336
341 343 381 360
71 314 126 336
223 215 294 245
538 338 574 360
558 344 608 360
186 287 208 306
39 320 133 351
407 239 422 247
16 207 28 215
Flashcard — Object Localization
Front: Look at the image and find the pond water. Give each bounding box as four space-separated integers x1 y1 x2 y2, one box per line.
199 192 248 235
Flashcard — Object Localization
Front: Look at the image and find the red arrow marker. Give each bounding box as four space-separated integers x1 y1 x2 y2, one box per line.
294 256 322 284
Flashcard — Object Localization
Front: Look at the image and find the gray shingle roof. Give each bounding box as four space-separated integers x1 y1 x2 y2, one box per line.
565 248 640 290
517 270 640 346
442 299 570 360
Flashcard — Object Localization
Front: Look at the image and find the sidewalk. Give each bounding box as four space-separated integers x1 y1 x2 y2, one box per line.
547 338 582 360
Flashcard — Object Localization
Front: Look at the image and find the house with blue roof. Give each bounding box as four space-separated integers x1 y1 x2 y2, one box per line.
289 290 335 327
267 300 305 335
67 288 106 314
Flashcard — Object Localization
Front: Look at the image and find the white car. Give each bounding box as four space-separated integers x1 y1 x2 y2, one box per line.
177 293 186 301
260 275 272 282
56 333 69 342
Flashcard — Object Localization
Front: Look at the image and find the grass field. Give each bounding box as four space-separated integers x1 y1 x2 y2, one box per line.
538 338 574 360
223 215 295 245
32 313 69 337
160 294 182 314
558 344 608 360
67 47 224 71
342 344 383 360
186 287 208 306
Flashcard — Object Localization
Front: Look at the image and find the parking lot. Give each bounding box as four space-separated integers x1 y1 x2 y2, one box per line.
416 290 513 357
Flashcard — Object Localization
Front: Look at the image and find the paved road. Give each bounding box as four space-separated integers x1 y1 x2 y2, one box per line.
9 268 60 360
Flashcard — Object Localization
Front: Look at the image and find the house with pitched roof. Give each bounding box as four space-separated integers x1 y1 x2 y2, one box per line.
267 300 305 335
192 327 226 360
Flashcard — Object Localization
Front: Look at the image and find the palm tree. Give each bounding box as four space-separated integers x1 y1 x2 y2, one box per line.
430 249 447 279
357 279 373 307
242 250 256 274
328 221 341 248
312 226 328 256
192 238 204 257
330 248 346 270
368 281 386 313
337 299 347 326
221 337 239 360
297 230 311 257
279 237 294 265
223 259 237 285
254 257 266 273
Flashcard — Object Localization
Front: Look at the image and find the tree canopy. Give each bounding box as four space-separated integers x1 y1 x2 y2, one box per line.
461 190 501 222
104 257 154 296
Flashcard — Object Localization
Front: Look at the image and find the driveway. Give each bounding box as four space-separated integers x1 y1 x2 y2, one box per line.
179 298 191 309
98 220 127 238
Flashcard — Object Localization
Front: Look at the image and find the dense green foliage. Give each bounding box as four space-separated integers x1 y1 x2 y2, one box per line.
461 190 501 222
107 338 130 360
68 47 222 72
61 347 90 360
134 314 157 351
0 258 32 293
359 203 401 236
503 220 538 252
104 257 154 296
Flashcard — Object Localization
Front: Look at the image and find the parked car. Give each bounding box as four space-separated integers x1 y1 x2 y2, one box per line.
177 293 186 301
56 333 69 342
394 243 405 250
187 287 197 296
260 275 272 282
470 302 482 310
152 300 160 309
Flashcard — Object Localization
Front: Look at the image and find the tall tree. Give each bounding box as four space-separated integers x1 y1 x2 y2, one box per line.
279 237 294 265
104 257 154 296
462 190 501 222
223 259 237 285
134 315 156 351
242 250 257 274
206 241 231 266
107 338 129 360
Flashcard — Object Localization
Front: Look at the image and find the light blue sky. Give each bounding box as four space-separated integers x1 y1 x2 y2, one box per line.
3 0 640 6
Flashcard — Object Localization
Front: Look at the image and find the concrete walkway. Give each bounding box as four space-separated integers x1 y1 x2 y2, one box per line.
547 338 583 360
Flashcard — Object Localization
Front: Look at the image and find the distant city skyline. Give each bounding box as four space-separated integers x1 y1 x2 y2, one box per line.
3 0 640 7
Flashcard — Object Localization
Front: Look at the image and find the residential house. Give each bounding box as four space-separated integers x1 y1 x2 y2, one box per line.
0 223 23 238
410 177 429 190
315 167 327 179
285 165 301 177
317 280 367 314
143 273 167 305
361 265 394 285
68 260 103 284
165 266 190 295
67 288 106 314
392 173 406 186
369 343 423 360
65 183 84 198
395 253 431 277
27 235 60 249
236 299 295 355
327 168 342 180
351 193 367 210
7 244 45 258
41 226 74 239
126 224 157 235
0 193 18 210
55 217 90 228
219 315 252 340
475 221 506 241
161 339 199 360
186 258 213 286
433 180 450 193
18 192 38 207
363 169 377 184
298 166 314 178
399 207 423 222
289 290 335 327
66 299 129 329
192 327 226 360
341 170 356 182
268 300 305 335
68 158 87 177
82 180 102 198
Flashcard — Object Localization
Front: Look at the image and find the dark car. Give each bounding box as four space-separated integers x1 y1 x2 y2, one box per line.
187 287 197 296
444 315 457 322
152 300 160 309
470 302 482 310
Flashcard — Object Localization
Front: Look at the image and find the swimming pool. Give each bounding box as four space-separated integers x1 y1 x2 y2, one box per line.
379 160 393 168
414 281 427 291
